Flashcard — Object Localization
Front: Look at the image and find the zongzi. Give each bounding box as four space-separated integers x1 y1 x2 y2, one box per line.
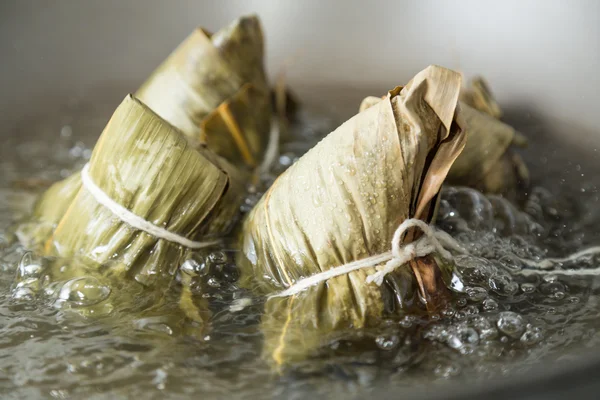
21 14 271 247
136 14 271 168
446 103 529 202
361 77 530 201
238 65 466 366
459 76 503 119
451 77 529 201
43 95 245 289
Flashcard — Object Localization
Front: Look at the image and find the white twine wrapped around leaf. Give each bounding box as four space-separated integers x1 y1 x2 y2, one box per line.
270 219 467 299
80 163 220 250
270 218 600 299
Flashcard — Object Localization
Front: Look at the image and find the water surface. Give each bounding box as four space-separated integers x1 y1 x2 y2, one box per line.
1 101 600 399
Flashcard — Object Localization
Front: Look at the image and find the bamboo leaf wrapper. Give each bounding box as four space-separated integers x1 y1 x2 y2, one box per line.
23 15 270 249
362 76 530 201
44 95 244 288
238 65 466 366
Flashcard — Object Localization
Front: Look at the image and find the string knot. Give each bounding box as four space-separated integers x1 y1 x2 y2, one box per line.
270 218 466 298
366 219 464 286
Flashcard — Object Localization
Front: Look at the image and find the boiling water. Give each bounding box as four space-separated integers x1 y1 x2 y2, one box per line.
1 103 600 399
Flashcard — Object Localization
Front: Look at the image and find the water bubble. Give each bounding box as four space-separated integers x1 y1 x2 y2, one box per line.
11 285 35 301
446 326 479 353
207 277 221 288
454 311 467 320
471 315 498 340
441 307 456 318
550 291 566 300
441 187 494 231
16 251 43 280
399 315 415 328
482 298 499 311
463 305 480 316
520 326 543 346
489 274 519 296
454 255 498 286
520 283 537 294
449 271 466 292
183 253 210 276
497 254 524 271
180 259 197 275
497 311 525 338
56 277 111 307
539 281 566 297
208 251 228 265
466 286 488 302
542 274 558 283
375 335 400 350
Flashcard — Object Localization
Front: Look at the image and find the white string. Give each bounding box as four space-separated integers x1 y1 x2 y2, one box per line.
267 217 600 300
517 266 600 277
258 118 281 175
80 163 220 250
517 246 600 270
513 246 600 278
269 219 467 299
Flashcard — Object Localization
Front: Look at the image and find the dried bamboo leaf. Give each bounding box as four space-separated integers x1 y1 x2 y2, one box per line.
200 83 271 168
358 96 383 113
460 76 503 119
362 78 530 201
43 95 244 289
136 14 271 167
261 266 420 367
22 15 268 247
239 65 465 366
447 103 515 187
18 173 82 248
209 15 267 87
448 104 530 201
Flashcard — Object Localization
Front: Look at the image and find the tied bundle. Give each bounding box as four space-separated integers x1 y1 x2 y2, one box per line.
23 15 270 248
451 77 529 201
44 95 245 289
238 65 466 366
137 14 271 167
361 76 530 202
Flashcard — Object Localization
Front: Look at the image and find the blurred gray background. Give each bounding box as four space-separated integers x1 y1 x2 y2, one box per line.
1 0 599 145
